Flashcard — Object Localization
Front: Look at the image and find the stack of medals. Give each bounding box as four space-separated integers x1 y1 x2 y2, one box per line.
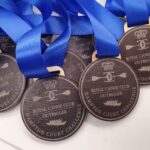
0 0 148 141
20 35 94 140
0 34 94 140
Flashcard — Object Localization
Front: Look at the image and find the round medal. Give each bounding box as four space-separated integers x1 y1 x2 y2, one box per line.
79 58 139 121
0 36 16 57
64 52 85 86
21 76 85 141
119 25 150 85
0 54 26 111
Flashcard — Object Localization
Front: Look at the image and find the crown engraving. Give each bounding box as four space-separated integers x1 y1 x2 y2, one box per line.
102 61 115 71
135 30 147 39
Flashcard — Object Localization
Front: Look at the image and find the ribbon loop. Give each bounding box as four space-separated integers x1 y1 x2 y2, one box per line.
16 0 71 78
62 0 121 58
0 0 125 77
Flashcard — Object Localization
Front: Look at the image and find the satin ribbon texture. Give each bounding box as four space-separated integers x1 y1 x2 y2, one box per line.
0 0 124 78
62 0 122 58
16 0 72 78
106 0 150 27
0 0 93 35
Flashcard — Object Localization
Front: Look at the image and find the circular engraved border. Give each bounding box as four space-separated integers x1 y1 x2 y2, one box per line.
79 58 140 121
67 51 86 68
21 76 86 141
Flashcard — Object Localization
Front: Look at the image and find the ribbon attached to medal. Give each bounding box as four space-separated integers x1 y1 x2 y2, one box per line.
60 0 139 121
18 0 86 141
106 0 150 85
0 0 142 139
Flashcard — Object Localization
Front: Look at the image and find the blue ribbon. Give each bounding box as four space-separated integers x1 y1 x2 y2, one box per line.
21 0 52 20
62 0 124 40
0 0 124 78
0 0 94 35
62 0 121 58
14 0 34 15
16 0 71 78
106 0 150 26
106 0 125 17
124 0 149 27
0 0 93 35
0 15 93 36
0 0 41 26
145 0 150 13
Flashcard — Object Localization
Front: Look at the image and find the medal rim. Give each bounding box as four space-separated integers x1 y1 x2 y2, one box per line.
66 51 86 68
79 58 140 121
21 76 86 141
119 25 150 85
0 54 26 112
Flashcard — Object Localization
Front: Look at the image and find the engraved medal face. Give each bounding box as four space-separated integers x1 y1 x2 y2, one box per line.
119 25 150 85
64 52 85 86
21 76 85 141
0 54 26 111
0 36 16 57
79 58 139 121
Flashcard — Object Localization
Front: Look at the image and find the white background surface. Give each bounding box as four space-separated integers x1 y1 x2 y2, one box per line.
1 0 150 150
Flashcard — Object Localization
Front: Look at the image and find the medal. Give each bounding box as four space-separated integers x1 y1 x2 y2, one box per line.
21 76 85 141
18 2 86 140
119 25 150 84
22 50 86 140
22 51 86 140
79 57 139 121
66 0 140 121
106 0 150 85
0 54 26 111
